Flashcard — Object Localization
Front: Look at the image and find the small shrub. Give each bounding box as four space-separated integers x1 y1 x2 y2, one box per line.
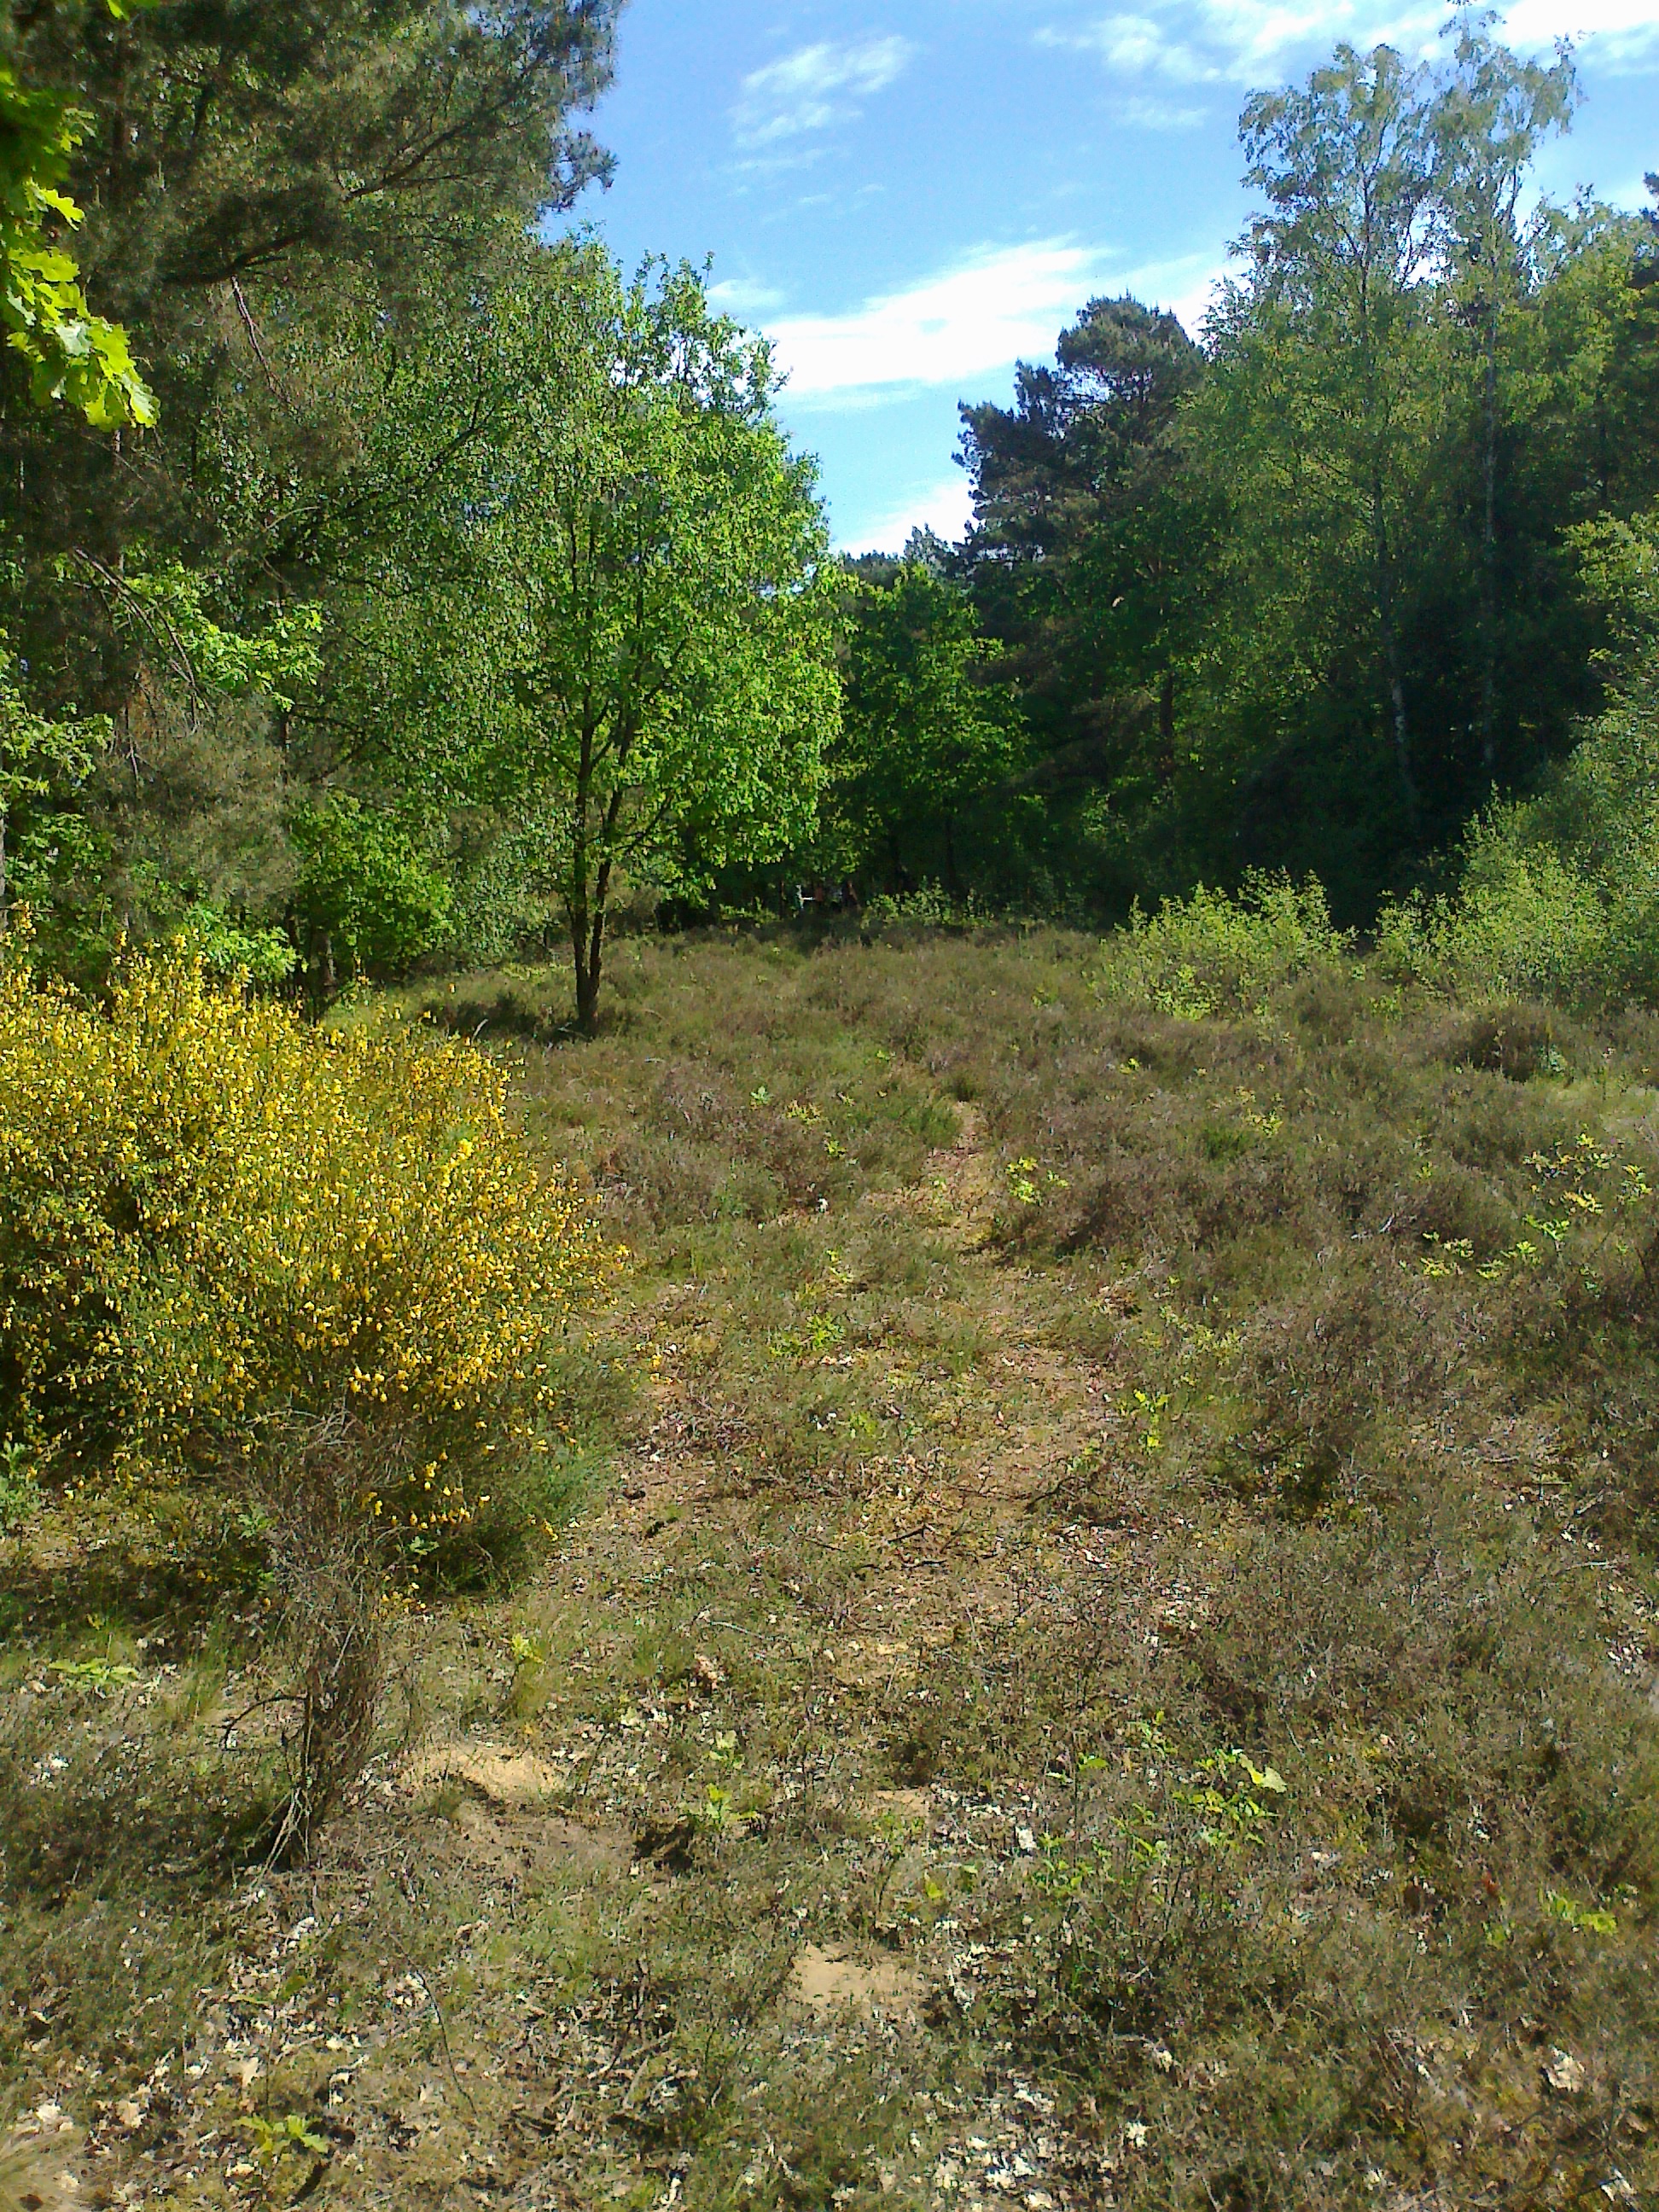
0 940 614 1539
1375 665 1659 1007
0 939 617 1846
1375 847 1611 1004
860 884 988 931
290 796 454 1000
1097 873 1350 1017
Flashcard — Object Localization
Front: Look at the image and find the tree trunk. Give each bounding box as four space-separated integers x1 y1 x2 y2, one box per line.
1371 474 1417 820
306 930 335 1018
943 815 960 900
567 724 622 1037
1157 667 1176 785
0 809 9 937
568 724 596 1033
572 906 604 1035
1478 307 1499 782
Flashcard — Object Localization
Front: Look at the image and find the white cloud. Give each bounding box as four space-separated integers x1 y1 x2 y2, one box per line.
1155 253 1236 332
707 274 787 316
1039 14 1220 79
767 241 1117 399
1601 169 1659 211
733 37 915 148
1044 2 1432 83
766 240 1232 401
1112 91 1211 124
1502 0 1659 59
1040 0 1659 85
839 473 977 556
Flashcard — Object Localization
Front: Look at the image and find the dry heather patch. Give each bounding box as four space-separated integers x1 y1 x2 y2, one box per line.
4 927 1659 2211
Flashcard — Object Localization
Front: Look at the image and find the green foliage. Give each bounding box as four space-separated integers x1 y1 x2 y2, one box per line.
170 898 295 988
1097 872 1352 1016
1572 496 1659 672
352 247 841 1028
290 798 452 991
1376 846 1610 1001
1377 640 1659 1005
0 0 622 1020
0 1436 39 1534
0 635 101 922
0 49 154 427
110 564 325 713
247 2111 329 2161
945 32 1659 920
825 560 1022 894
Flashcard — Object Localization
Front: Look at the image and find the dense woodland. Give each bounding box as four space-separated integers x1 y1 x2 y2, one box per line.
1 2 1656 1025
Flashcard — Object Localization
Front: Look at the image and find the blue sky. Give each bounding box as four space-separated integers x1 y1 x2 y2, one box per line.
572 1 1659 553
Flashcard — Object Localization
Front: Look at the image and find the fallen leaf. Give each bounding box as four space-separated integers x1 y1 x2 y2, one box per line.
1545 2050 1586 2095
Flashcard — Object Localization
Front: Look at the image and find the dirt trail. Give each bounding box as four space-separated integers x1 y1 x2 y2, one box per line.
576 1103 1119 1714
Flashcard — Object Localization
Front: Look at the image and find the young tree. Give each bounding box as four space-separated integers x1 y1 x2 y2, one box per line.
370 250 841 1031
831 561 1022 895
1239 45 1441 813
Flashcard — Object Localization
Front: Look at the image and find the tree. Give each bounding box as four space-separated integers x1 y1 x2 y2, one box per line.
0 0 620 675
364 250 841 1032
831 561 1022 895
0 0 620 987
11 0 618 312
1432 15 1576 777
1238 45 1441 814
958 296 1210 870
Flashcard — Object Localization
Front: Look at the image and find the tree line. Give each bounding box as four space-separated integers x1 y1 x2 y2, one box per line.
1 4 1656 1028
816 27 1659 928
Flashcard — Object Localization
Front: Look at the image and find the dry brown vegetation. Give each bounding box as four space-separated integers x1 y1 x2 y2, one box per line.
5 923 1659 2212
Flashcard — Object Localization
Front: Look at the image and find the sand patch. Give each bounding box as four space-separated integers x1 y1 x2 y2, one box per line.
863 1788 931 1825
789 1946 925 2021
1 2109 80 2209
404 1741 630 1881
405 1741 565 1807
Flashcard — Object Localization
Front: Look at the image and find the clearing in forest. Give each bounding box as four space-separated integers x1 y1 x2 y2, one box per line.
4 926 1659 2212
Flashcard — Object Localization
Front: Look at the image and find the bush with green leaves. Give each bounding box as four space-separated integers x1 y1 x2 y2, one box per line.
1096 871 1351 1017
290 797 453 999
1377 654 1659 1005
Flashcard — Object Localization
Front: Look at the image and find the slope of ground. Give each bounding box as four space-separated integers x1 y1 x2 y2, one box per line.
4 927 1659 2212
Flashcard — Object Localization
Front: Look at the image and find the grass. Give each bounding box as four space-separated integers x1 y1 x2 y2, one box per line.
4 921 1659 2210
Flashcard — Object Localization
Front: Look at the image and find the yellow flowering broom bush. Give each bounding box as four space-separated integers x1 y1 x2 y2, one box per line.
0 939 618 1560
